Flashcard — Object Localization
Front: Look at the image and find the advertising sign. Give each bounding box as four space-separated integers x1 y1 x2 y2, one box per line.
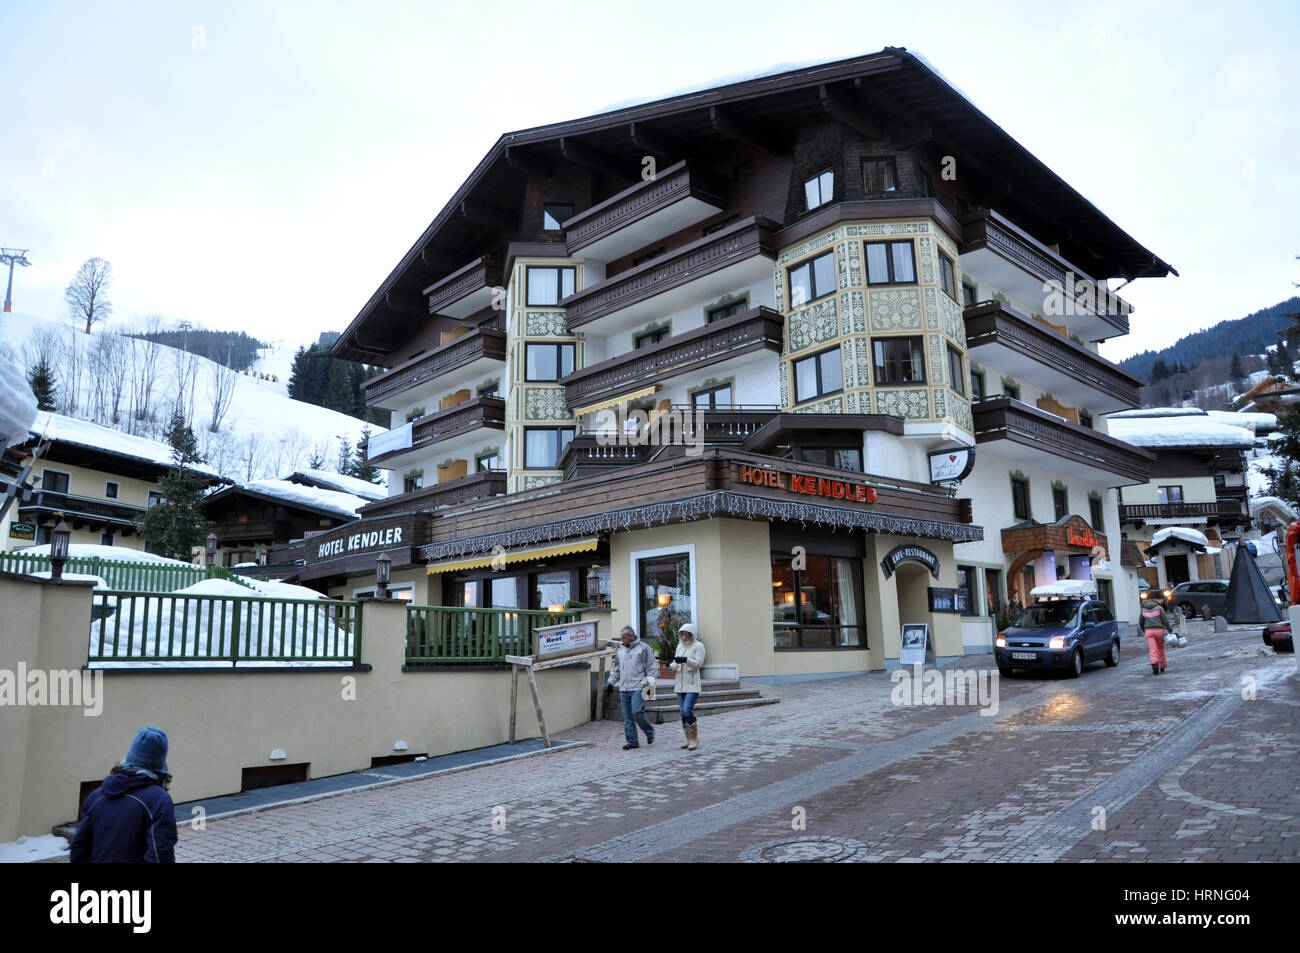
534 619 599 662
928 447 976 484
8 521 35 541
899 623 931 666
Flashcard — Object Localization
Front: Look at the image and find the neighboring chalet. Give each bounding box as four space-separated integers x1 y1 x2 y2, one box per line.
5 412 226 553
266 49 1173 674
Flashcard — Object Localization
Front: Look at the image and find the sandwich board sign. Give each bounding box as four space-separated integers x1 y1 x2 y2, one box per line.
534 619 599 662
899 623 932 666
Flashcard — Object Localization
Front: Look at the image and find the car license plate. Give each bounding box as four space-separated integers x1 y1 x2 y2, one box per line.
1011 652 1037 660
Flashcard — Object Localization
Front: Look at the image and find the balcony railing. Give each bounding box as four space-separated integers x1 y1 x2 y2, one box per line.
20 490 146 526
563 307 784 410
363 328 506 405
1119 501 1250 523
422 256 504 318
964 301 1142 410
207 519 293 541
971 397 1152 483
366 396 506 464
562 160 726 256
405 605 579 667
561 216 777 329
359 469 507 517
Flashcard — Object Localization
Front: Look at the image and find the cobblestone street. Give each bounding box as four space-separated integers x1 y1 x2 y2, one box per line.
173 623 1300 863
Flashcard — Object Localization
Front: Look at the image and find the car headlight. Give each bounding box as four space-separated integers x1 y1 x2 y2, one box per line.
1162 590 1173 600
1139 590 1149 600
1049 636 1066 649
995 633 1006 648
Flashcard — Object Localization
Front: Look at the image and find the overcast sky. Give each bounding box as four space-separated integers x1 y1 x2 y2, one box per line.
2 0 1295 362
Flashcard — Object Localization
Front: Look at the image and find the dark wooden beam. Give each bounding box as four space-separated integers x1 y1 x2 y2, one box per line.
629 122 693 162
385 292 425 315
505 146 552 179
889 125 933 150
419 245 457 272
560 136 628 179
709 106 787 156
460 198 516 231
818 85 885 141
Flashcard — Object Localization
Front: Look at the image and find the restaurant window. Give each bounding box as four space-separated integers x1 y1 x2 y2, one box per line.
42 469 70 494
970 368 986 402
788 251 836 308
985 569 1003 616
524 342 575 381
772 553 864 648
542 204 574 231
793 346 843 403
476 452 500 472
947 344 964 395
939 253 958 300
533 571 571 611
1157 485 1184 504
865 240 916 285
799 447 863 472
706 297 748 323
861 157 897 193
634 327 669 349
639 553 694 650
404 471 423 493
525 266 576 306
957 565 979 617
961 281 978 307
1011 476 1031 521
1089 494 1105 531
490 577 520 609
524 428 575 469
804 169 834 211
105 481 119 499
872 336 925 385
691 383 733 409
1053 486 1069 521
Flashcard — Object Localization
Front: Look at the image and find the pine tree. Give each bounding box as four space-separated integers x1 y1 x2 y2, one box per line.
336 434 355 476
1149 358 1170 381
351 427 381 483
137 410 210 560
26 358 58 411
1229 352 1245 387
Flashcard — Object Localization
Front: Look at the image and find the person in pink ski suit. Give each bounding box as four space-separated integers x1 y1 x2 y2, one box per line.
1140 598 1172 675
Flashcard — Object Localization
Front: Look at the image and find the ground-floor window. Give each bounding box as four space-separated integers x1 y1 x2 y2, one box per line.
957 565 978 616
534 571 571 611
1096 577 1114 613
638 553 693 651
772 554 864 648
985 569 1003 616
352 583 415 602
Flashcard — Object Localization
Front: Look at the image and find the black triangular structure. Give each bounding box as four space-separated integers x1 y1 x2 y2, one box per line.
1226 543 1283 624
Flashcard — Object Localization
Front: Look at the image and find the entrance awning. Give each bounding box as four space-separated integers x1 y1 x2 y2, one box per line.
571 386 661 417
425 537 599 574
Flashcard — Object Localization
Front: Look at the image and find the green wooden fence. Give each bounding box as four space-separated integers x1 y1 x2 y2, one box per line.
89 590 362 665
405 605 579 666
0 552 253 593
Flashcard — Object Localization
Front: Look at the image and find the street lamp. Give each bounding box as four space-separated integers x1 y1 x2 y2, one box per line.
375 551 391 599
50 519 70 581
205 532 218 567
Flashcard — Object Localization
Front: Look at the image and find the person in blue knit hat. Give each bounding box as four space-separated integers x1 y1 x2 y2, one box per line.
70 726 178 863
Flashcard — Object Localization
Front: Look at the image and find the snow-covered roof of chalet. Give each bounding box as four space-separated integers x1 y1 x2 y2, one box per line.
1106 408 1259 449
27 411 224 480
223 480 370 520
1250 496 1298 520
283 468 387 501
1148 526 1220 554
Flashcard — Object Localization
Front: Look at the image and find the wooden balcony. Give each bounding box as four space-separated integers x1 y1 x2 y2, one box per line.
207 519 293 542
422 256 504 319
1119 500 1251 525
363 327 506 406
964 301 1142 412
562 160 726 260
366 396 506 465
971 397 1153 484
563 307 784 411
561 216 777 330
359 470 507 517
20 490 145 528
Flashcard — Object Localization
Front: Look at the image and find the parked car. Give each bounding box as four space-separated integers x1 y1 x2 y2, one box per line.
1162 580 1230 619
1262 620 1294 653
1137 584 1173 606
994 598 1121 678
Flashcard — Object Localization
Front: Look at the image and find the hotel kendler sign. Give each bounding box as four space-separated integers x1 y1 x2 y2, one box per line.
736 465 880 504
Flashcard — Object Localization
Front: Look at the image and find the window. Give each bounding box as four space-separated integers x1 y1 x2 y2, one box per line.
525 342 575 381
939 254 957 299
861 158 897 193
42 469 69 494
1158 485 1184 504
148 490 164 508
533 570 572 611
640 552 694 650
793 346 843 403
703 214 741 236
404 472 423 493
865 240 916 285
788 251 836 308
1096 579 1114 613
772 554 864 648
1004 382 1020 400
1089 494 1105 530
947 344 964 395
476 452 500 472
105 481 119 500
1011 477 1031 521
799 448 863 472
525 266 576 306
961 281 978 307
1053 486 1069 521
706 297 748 323
100 533 115 547
691 383 733 409
1079 410 1093 429
957 566 979 617
542 204 573 231
985 569 1003 616
1213 473 1226 487
970 368 986 402
631 246 666 267
804 170 834 211
524 427 575 469
872 337 925 385
634 327 669 349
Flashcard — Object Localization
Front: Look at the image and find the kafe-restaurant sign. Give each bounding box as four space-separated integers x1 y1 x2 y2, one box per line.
736 464 879 504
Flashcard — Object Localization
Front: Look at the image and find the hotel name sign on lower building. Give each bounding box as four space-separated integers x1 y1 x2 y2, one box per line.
737 465 879 504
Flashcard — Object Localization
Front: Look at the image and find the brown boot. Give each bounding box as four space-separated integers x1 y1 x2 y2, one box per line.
686 721 699 750
680 722 691 749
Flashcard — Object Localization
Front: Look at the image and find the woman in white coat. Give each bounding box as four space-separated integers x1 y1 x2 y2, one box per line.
670 623 706 750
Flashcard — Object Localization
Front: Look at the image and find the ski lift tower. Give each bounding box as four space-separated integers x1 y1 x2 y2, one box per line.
0 248 31 313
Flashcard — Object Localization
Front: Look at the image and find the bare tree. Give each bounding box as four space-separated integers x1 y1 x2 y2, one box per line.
23 325 62 377
278 428 310 474
206 361 238 432
238 431 266 482
57 332 83 416
169 345 200 429
126 315 165 432
65 257 113 334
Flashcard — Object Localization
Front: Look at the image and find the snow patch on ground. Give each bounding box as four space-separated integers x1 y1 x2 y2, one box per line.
0 833 70 863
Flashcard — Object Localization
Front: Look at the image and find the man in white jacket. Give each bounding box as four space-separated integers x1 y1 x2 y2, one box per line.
608 625 658 750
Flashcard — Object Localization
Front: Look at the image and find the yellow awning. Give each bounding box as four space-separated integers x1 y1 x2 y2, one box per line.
570 385 661 418
426 538 599 574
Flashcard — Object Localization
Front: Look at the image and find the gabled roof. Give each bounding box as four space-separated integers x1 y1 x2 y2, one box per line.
282 468 387 501
24 411 226 483
336 47 1173 364
202 480 370 520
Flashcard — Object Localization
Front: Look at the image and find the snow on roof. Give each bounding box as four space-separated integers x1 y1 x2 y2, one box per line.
1106 412 1257 449
284 468 386 501
1151 526 1210 548
29 411 223 480
0 358 37 449
1250 496 1299 519
1109 407 1207 418
241 479 369 518
1207 410 1277 431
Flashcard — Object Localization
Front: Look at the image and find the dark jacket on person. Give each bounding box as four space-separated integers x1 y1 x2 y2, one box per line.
1140 600 1174 633
70 767 178 863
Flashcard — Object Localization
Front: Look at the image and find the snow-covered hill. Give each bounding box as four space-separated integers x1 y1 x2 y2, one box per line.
0 311 387 487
